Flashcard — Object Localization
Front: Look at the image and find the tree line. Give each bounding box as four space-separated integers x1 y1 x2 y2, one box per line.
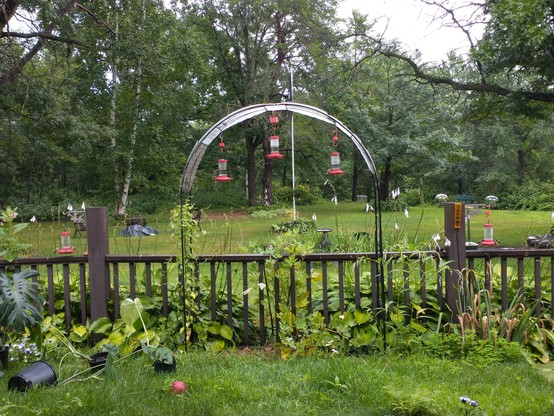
1 0 553 218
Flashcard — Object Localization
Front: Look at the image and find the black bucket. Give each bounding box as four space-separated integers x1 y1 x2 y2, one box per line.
153 360 176 373
89 352 109 373
8 360 57 392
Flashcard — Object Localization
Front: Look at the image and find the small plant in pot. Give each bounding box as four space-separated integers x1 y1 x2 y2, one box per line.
0 268 43 371
93 298 176 372
141 343 176 373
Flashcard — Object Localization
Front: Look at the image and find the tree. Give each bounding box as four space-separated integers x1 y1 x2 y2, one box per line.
372 0 554 104
185 0 340 205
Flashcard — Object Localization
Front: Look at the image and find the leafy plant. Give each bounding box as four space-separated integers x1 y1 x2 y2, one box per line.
93 297 175 364
0 268 43 348
270 219 315 234
0 207 32 261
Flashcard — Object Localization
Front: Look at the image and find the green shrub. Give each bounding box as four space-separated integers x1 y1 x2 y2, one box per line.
501 180 554 210
273 184 322 206
270 219 315 233
250 208 292 219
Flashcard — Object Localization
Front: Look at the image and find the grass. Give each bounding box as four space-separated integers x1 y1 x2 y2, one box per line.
2 351 554 415
18 202 553 256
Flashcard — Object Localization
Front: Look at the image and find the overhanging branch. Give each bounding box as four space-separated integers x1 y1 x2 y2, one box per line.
379 50 554 103
1 30 87 47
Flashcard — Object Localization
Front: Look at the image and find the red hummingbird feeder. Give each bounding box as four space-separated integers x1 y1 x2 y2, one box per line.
328 131 344 175
266 112 284 159
214 138 232 182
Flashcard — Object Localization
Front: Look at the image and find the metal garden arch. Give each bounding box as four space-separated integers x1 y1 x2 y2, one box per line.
179 102 385 344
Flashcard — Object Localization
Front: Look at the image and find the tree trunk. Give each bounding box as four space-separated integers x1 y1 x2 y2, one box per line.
380 156 392 201
110 1 120 198
245 136 257 205
351 157 359 202
116 0 144 217
262 134 272 205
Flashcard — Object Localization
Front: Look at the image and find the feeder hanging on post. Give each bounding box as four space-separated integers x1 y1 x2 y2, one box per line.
57 231 75 254
328 131 344 175
481 223 495 246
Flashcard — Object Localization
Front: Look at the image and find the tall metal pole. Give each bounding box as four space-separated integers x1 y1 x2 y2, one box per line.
289 62 297 220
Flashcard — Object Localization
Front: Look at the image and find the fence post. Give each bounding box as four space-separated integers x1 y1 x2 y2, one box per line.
86 207 110 327
444 202 466 322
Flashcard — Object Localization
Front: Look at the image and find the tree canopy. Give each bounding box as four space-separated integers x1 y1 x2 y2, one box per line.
1 0 553 215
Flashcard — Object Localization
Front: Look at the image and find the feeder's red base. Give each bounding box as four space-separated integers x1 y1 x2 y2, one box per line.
215 176 232 182
328 169 344 175
266 153 284 159
480 239 496 246
57 247 75 254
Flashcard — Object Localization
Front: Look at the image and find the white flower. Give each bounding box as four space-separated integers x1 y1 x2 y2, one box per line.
242 287 253 296
395 223 399 230
391 188 400 199
67 203 73 211
404 208 409 218
365 204 374 213
258 283 266 290
331 196 338 205
312 213 317 221
444 237 451 247
339 314 344 320
81 201 86 210
30 216 36 223
432 233 440 242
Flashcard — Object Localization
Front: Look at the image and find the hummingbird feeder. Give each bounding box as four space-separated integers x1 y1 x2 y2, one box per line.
328 131 344 175
56 231 75 254
481 223 495 246
266 112 284 159
214 137 232 182
267 135 285 159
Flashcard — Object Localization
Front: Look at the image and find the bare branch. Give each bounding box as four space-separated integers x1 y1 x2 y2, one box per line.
1 30 87 47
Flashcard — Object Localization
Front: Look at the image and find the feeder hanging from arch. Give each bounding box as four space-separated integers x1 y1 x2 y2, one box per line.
266 112 284 159
215 137 232 182
328 131 344 175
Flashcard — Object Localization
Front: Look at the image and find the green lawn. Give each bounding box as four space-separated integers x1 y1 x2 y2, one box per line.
3 351 554 415
19 202 553 256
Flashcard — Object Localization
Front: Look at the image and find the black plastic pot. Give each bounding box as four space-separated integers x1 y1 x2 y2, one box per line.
153 360 176 373
0 346 8 371
8 360 57 392
89 352 109 373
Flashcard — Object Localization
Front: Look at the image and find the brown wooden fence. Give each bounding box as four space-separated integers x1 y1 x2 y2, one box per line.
1 205 553 345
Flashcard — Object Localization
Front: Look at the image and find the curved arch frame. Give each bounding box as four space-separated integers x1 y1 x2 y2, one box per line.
179 102 385 347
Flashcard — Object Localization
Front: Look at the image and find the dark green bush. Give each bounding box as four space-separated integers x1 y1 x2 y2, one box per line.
273 184 322 206
270 219 315 234
501 180 554 211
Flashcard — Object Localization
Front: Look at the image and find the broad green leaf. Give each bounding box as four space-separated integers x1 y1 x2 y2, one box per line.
120 298 143 327
90 317 113 334
220 325 233 341
205 339 225 353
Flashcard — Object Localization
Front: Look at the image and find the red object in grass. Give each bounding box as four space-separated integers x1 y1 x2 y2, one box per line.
171 380 188 394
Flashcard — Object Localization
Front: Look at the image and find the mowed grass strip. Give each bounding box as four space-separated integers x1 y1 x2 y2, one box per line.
3 351 554 415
